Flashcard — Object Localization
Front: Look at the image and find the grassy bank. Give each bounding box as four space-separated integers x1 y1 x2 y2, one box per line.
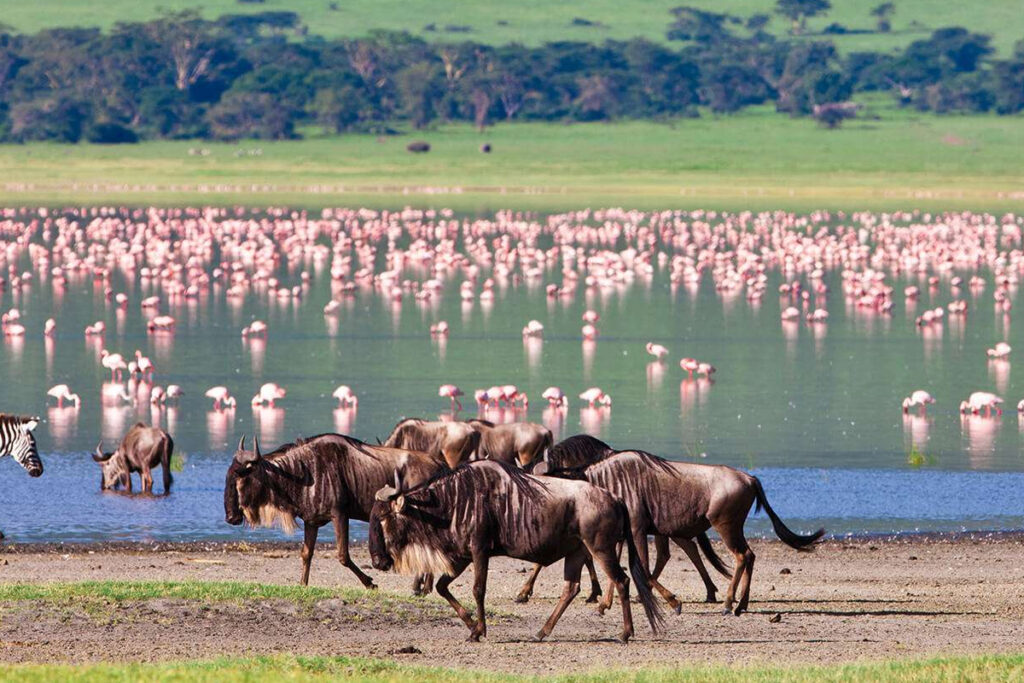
4 0 1024 55
1 653 1023 682
1 111 1022 211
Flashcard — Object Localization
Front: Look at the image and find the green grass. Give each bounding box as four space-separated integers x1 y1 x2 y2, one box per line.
0 580 444 615
3 0 1024 55
2 108 1022 211
1 653 1023 682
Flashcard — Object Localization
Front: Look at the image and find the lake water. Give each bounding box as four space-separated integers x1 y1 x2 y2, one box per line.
0 207 1022 543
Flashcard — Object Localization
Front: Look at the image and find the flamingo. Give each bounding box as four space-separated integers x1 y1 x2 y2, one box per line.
902 390 935 414
522 320 544 337
147 315 176 333
679 358 699 377
474 389 491 407
582 310 600 324
47 384 80 407
84 321 106 336
430 321 449 336
100 349 128 381
3 323 25 337
959 392 1003 417
252 382 286 407
135 350 155 378
150 386 166 405
332 385 358 407
242 321 267 338
581 324 598 340
166 385 184 403
43 318 56 337
780 307 800 321
987 342 1012 359
502 384 527 408
205 386 237 410
1018 399 1024 414
579 387 611 407
542 386 568 408
439 384 464 411
697 362 716 378
646 343 669 360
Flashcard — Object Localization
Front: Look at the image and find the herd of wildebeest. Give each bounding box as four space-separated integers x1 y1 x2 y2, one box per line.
75 416 824 643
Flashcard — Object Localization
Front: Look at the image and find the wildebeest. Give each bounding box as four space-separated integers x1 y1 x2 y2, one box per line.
369 460 664 643
93 423 173 494
535 445 824 616
0 414 43 540
406 141 430 153
466 419 553 468
518 434 729 610
383 418 480 469
224 433 447 591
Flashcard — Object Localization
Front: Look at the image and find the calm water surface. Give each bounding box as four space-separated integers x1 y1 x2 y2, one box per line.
1 209 1022 542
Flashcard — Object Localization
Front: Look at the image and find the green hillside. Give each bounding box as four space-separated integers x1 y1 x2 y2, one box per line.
3 0 1024 55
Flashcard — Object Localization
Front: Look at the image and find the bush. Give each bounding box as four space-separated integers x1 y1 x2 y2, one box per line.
86 123 139 144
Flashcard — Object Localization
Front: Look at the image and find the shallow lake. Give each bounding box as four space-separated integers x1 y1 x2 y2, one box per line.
0 207 1022 543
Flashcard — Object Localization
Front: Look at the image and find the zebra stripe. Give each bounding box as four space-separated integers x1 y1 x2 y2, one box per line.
0 414 43 476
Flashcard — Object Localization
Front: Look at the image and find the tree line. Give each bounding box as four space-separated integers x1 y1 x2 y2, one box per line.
0 5 1021 143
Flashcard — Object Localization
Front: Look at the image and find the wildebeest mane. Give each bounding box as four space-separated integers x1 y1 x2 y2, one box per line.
546 434 615 469
383 418 435 451
466 418 495 428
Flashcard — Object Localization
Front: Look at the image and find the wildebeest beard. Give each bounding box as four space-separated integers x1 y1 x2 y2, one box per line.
229 457 314 533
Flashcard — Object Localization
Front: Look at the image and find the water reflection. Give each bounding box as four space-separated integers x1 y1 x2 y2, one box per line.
252 406 285 444
579 406 609 436
206 407 236 450
46 406 80 450
902 413 930 452
961 414 999 468
333 407 357 435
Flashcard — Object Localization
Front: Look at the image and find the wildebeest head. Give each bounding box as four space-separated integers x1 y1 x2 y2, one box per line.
92 442 127 489
223 435 265 526
4 417 43 477
369 468 407 572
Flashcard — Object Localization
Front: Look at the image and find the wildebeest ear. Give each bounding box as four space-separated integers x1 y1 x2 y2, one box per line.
393 494 406 513
533 461 550 476
374 485 397 501
393 465 407 494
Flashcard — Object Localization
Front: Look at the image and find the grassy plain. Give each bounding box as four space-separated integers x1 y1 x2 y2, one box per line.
1 653 1023 682
3 0 1024 55
1 109 1022 211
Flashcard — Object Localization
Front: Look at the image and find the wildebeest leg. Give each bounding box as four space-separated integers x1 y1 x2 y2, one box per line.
673 535 718 603
333 516 377 589
583 554 602 603
468 552 489 642
300 523 318 586
412 572 434 596
734 544 756 616
434 561 474 632
717 522 754 616
589 545 634 643
648 535 683 614
141 468 153 493
514 563 542 603
533 549 583 642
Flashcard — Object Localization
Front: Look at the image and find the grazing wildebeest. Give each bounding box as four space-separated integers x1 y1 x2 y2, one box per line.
535 447 824 616
93 423 173 494
224 433 447 592
369 460 664 643
0 414 43 540
466 419 553 468
517 434 730 610
383 418 480 469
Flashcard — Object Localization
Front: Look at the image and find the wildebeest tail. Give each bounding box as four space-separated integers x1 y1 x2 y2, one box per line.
162 435 174 494
619 501 664 634
752 476 823 551
695 531 732 578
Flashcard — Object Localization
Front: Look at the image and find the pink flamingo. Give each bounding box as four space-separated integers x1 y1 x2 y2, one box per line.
150 386 166 405
252 382 286 407
474 389 491 407
166 385 184 403
959 392 1003 417
100 349 128 381
581 324 598 340
987 342 1012 359
679 358 699 377
522 320 544 337
430 321 449 336
439 384 464 411
135 350 155 378
542 386 568 408
502 384 528 407
205 386 237 410
84 321 106 336
147 316 176 333
242 321 267 338
332 385 358 407
646 343 669 360
697 362 716 378
579 387 611 407
902 390 935 414
47 384 81 407
582 310 600 324
43 319 56 337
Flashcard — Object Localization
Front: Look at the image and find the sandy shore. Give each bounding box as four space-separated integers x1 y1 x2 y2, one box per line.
1 535 1022 674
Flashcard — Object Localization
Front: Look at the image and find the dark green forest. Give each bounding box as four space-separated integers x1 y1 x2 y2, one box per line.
0 2 1022 143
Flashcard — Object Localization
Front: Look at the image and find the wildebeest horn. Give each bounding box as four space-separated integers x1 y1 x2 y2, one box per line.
393 466 406 493
92 442 112 462
375 436 382 445
237 435 246 453
253 434 262 459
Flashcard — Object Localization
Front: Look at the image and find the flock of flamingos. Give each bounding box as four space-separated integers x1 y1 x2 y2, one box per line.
0 206 1020 437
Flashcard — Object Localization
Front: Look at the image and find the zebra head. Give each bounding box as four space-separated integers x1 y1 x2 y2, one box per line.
1 416 43 477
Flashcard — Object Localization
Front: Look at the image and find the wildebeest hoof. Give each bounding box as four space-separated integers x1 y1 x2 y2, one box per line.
672 603 683 615
367 583 379 590
513 593 530 604
466 635 481 643
532 632 547 642
721 607 733 616
618 631 632 644
705 595 719 603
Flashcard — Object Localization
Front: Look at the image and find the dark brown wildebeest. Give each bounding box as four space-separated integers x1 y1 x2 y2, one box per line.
466 419 552 468
224 433 447 592
93 423 173 494
369 460 664 643
383 418 480 469
535 447 824 616
517 434 730 609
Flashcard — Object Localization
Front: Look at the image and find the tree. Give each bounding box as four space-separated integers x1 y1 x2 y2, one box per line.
775 0 831 35
310 86 362 133
666 7 739 43
145 11 217 92
870 3 895 33
394 61 441 128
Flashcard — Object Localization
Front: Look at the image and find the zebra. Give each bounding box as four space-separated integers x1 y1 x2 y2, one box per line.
0 414 43 478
